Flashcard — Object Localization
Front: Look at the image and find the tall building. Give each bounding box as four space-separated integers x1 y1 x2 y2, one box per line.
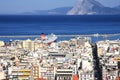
22 39 34 51
0 41 5 47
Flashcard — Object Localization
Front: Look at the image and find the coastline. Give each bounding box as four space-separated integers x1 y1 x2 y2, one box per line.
0 33 119 43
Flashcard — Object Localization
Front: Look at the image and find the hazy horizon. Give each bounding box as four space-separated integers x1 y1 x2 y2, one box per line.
0 0 120 14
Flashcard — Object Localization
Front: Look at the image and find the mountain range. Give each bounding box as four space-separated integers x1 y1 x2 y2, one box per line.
22 7 72 15
67 0 120 15
22 0 120 15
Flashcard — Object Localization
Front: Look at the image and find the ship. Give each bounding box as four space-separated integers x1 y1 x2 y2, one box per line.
41 33 58 44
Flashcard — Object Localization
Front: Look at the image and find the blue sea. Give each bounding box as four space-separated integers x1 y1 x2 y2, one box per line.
0 15 120 42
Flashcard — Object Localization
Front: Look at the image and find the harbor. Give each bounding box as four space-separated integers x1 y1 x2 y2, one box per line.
0 0 120 79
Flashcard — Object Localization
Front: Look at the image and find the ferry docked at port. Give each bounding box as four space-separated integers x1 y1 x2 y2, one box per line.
41 33 58 44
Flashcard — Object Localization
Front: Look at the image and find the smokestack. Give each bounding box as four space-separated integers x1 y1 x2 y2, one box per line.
41 33 46 40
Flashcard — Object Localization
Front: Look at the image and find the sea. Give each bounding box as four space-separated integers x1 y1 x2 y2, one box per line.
0 15 120 43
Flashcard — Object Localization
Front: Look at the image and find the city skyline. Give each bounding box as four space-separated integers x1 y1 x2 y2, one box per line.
0 0 120 14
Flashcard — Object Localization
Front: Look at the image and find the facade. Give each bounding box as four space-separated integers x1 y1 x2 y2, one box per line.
78 71 94 80
32 65 40 79
0 41 5 47
22 39 34 51
0 72 5 79
56 69 73 80
11 69 31 80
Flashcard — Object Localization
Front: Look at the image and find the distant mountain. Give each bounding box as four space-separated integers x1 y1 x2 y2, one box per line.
67 0 120 15
22 7 72 15
21 0 120 15
114 5 120 10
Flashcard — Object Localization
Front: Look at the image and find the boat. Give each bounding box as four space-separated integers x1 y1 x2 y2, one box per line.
41 33 57 44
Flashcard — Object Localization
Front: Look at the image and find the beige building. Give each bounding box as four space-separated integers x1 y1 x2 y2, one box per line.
0 72 5 79
22 39 35 51
32 64 41 79
0 41 5 47
34 42 44 50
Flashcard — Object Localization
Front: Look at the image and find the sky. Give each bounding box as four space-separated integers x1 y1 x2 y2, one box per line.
0 0 120 14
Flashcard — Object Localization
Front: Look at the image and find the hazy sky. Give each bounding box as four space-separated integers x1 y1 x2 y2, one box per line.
0 0 120 14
